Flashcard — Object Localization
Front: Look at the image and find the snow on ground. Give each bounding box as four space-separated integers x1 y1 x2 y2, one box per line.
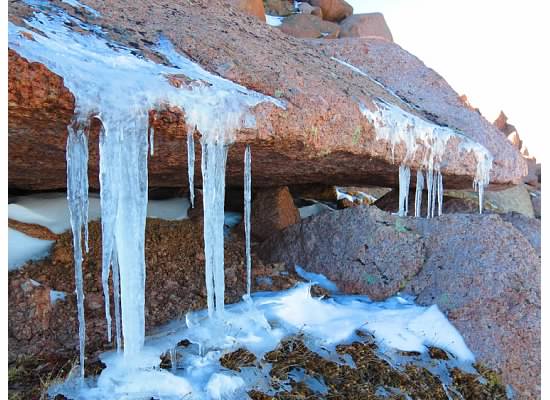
8 228 54 271
266 15 284 26
7 193 192 270
9 193 190 234
51 275 475 399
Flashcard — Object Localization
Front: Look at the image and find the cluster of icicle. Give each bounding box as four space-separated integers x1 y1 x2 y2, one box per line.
8 3 283 377
360 99 493 218
332 57 493 217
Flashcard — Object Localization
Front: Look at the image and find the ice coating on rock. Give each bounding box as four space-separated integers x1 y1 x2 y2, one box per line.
187 129 195 208
66 121 89 378
9 4 284 359
244 145 252 296
414 170 424 218
398 164 410 217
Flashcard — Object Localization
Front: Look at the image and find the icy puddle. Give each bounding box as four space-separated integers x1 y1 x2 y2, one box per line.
50 279 481 399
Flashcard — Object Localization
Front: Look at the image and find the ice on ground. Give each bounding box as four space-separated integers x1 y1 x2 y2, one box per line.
298 202 333 219
52 278 474 399
295 265 339 293
266 15 284 26
206 373 246 399
9 193 190 234
146 197 190 220
8 193 101 234
50 290 67 305
8 228 54 271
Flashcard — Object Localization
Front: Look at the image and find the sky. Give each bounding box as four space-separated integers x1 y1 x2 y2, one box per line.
346 0 549 162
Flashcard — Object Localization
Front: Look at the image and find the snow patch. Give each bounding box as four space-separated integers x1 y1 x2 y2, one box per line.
266 15 284 26
8 228 54 271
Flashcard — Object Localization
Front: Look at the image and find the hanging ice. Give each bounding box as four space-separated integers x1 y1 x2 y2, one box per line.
336 58 493 216
149 126 154 157
66 120 89 378
201 141 229 317
437 170 443 217
398 164 410 217
9 2 281 362
244 145 252 296
187 128 195 208
414 170 424 218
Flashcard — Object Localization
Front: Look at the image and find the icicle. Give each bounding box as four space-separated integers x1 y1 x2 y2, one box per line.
437 170 443 217
201 140 229 317
426 168 434 219
187 128 195 208
66 121 89 379
414 170 424 218
149 126 154 157
99 111 149 357
398 165 410 217
99 123 117 344
244 145 252 296
112 247 122 352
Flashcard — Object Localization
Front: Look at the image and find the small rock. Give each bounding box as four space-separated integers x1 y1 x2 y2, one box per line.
339 13 394 42
280 13 340 39
308 0 352 22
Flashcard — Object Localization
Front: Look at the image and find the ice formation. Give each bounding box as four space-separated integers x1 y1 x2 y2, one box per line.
187 129 196 208
244 145 252 296
398 164 411 216
9 1 283 370
66 121 89 378
333 57 493 215
50 280 476 399
414 170 424 217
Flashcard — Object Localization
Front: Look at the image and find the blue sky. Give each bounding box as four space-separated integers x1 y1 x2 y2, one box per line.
346 0 548 162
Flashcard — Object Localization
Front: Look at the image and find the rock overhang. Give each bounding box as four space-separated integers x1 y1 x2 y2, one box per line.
7 0 526 191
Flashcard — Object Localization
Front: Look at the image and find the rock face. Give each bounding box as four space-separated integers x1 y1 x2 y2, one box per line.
251 186 300 241
8 0 526 193
402 213 540 400
279 13 340 38
339 13 394 42
308 0 353 22
258 206 540 398
258 206 425 300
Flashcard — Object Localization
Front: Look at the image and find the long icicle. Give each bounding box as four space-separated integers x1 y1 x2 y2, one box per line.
437 170 443 217
426 168 434 219
66 121 89 379
201 140 228 317
398 165 410 217
244 145 252 296
187 128 195 208
99 123 117 344
415 170 424 218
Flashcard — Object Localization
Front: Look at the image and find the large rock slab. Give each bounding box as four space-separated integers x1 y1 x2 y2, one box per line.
258 206 540 398
9 0 525 192
258 206 425 300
